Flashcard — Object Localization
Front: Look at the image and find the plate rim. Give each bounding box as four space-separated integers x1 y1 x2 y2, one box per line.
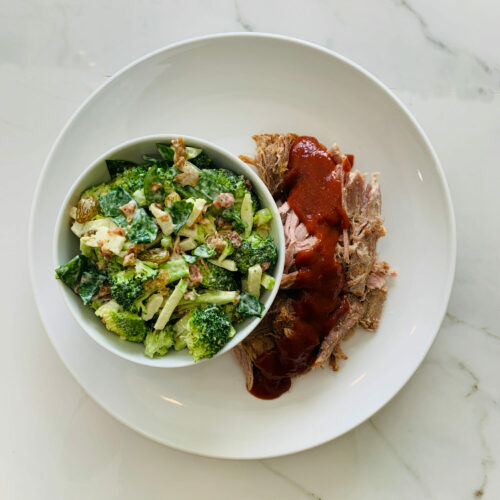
28 32 456 459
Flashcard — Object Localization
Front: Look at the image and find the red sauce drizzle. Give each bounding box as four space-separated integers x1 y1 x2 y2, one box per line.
250 137 350 399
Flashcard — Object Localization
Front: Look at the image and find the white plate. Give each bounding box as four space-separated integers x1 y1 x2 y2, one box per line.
29 33 455 459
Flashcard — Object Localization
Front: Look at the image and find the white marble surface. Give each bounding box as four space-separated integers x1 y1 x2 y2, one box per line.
1 0 499 498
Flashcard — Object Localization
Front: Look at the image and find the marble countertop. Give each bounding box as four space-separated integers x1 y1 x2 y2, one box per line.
2 1 499 498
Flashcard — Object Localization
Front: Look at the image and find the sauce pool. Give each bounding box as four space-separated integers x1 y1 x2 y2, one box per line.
250 137 350 399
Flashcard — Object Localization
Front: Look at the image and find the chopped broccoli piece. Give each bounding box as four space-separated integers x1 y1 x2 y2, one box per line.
179 305 233 361
261 273 276 290
200 262 238 291
158 258 190 283
240 192 254 237
233 233 278 272
180 289 238 306
144 326 175 358
134 260 158 282
154 278 188 330
253 207 273 227
161 235 173 250
185 146 202 159
236 292 265 319
95 301 148 342
189 151 212 169
106 159 136 178
113 164 149 194
109 269 144 310
221 206 245 233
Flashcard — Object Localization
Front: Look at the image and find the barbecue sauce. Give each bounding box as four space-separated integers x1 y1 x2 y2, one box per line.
250 137 350 399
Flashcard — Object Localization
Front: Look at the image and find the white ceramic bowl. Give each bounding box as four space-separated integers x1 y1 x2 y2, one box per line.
53 134 285 368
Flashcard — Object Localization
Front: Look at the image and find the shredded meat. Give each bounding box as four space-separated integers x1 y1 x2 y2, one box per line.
233 136 395 387
280 271 298 289
252 134 298 196
359 288 387 331
314 296 364 367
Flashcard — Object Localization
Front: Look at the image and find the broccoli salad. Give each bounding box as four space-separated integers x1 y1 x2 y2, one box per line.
55 138 278 362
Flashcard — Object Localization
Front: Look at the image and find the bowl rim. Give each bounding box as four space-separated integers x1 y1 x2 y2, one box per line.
30 32 456 458
52 133 285 368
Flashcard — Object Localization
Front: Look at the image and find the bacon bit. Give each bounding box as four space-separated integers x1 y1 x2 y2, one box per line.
183 291 195 301
213 192 235 209
245 179 252 190
189 265 203 284
150 182 162 192
261 262 270 271
123 252 136 266
154 202 162 209
228 231 242 248
172 137 186 169
120 200 137 223
108 226 126 236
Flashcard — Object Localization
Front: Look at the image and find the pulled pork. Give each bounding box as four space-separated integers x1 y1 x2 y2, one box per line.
235 134 396 392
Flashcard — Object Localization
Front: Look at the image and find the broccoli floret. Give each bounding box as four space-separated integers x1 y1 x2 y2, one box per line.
179 305 234 361
113 164 149 194
81 165 149 201
95 301 148 343
189 151 212 169
220 206 246 233
200 262 239 291
109 269 143 310
233 233 278 272
134 260 158 282
144 326 175 358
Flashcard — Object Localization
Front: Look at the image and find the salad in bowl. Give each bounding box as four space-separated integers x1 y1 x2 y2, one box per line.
54 136 283 365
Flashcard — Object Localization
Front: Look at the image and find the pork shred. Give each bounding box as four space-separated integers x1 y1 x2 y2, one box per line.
234 134 395 391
